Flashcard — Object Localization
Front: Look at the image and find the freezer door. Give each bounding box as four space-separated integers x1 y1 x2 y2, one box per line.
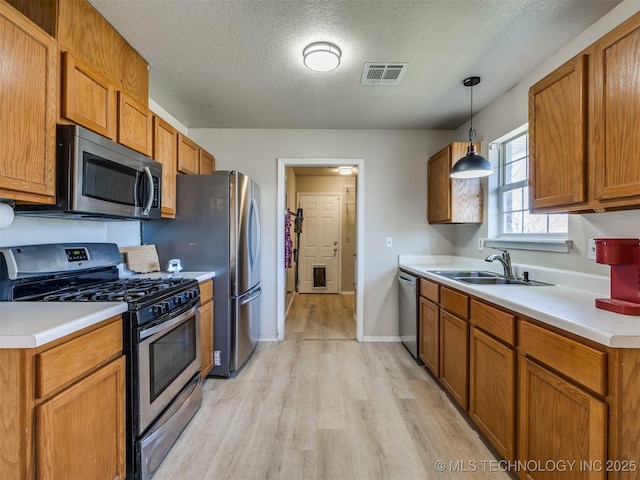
233 173 261 294
231 285 261 372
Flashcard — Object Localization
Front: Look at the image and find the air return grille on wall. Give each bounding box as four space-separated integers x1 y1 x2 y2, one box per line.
360 63 408 85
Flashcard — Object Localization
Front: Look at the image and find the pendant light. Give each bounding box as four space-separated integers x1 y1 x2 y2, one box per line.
450 76 494 178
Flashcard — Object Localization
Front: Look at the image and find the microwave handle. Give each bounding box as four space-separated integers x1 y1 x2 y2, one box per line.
142 166 154 216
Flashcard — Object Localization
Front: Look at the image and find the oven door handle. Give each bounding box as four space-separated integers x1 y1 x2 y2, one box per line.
139 303 200 340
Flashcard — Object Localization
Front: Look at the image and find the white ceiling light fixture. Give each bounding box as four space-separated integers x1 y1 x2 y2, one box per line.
338 166 354 175
303 42 341 72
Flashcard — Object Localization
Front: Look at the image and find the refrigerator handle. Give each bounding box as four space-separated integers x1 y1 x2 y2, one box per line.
240 287 262 305
250 197 261 270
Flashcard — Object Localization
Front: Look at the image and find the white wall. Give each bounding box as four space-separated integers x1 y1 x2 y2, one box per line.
189 128 455 339
0 216 140 249
450 0 640 276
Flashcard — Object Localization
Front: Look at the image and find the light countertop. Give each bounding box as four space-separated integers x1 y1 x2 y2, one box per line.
0 270 215 349
399 256 640 348
0 303 128 349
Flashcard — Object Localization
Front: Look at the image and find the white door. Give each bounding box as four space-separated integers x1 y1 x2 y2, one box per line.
298 194 340 294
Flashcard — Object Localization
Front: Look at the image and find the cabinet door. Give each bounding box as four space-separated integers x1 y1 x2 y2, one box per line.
199 149 215 175
153 116 178 218
518 357 607 480
62 52 117 140
177 134 200 174
427 145 452 222
118 91 152 156
428 142 482 224
0 2 57 204
36 357 126 480
439 310 469 410
529 53 589 211
469 328 516 461
591 14 640 204
200 300 214 377
419 296 439 376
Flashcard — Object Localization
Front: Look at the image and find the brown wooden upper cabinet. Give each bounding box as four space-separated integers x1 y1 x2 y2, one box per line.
427 142 483 224
153 116 178 218
529 12 640 213
177 133 216 175
57 0 149 107
0 1 57 204
199 149 216 175
118 91 152 157
61 52 153 156
62 51 118 140
177 134 200 174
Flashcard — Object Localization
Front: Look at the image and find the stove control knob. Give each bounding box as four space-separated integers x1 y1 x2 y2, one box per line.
152 304 164 316
175 295 183 306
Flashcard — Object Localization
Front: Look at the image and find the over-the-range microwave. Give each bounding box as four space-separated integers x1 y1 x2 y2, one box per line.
15 124 162 220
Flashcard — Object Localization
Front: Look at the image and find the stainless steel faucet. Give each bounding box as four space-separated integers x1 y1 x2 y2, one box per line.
485 248 513 278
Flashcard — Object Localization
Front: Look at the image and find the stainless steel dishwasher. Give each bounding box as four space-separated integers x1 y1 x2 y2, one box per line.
398 269 419 359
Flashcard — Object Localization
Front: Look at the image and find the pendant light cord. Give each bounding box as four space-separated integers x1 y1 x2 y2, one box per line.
468 83 476 143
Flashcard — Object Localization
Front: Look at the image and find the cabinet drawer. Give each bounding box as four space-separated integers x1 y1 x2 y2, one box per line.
440 287 469 319
519 320 606 396
420 278 439 302
200 279 213 304
471 300 516 346
36 318 123 399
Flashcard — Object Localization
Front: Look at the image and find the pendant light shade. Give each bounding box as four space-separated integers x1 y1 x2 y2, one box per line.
450 76 494 179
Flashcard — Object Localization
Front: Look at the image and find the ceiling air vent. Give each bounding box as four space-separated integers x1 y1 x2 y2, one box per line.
361 63 408 85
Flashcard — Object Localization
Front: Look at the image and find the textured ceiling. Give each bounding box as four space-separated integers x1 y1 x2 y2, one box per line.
87 0 622 130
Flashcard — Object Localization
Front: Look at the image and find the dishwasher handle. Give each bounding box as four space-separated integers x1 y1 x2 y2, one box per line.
398 273 418 284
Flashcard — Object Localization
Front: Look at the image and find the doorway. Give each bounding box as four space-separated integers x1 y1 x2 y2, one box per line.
276 158 364 342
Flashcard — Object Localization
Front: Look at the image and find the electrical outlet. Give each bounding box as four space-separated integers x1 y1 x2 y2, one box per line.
587 239 596 260
478 238 485 251
386 237 393 248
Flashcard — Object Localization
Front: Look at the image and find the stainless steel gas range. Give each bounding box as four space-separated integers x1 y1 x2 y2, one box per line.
0 243 202 480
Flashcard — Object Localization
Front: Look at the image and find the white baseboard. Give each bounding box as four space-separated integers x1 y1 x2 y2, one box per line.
258 337 279 342
362 336 401 342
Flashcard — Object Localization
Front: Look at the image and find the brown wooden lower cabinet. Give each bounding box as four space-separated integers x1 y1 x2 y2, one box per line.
0 315 126 480
419 295 439 376
200 300 214 377
518 357 607 480
36 356 126 479
199 279 214 377
439 309 469 410
469 327 516 461
416 275 640 480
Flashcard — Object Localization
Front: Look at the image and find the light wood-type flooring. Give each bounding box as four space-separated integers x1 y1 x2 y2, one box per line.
285 294 356 340
153 294 511 480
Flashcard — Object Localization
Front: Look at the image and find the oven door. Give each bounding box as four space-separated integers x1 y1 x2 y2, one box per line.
136 303 201 435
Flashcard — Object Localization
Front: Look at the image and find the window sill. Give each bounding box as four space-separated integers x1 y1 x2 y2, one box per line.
483 238 573 253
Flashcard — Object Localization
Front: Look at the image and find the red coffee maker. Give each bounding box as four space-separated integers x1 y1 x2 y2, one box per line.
595 238 640 315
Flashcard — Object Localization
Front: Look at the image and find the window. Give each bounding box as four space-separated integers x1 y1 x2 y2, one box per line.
499 131 567 236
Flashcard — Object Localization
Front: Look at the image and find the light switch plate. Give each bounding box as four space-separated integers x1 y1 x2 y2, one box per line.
587 239 596 260
386 237 393 248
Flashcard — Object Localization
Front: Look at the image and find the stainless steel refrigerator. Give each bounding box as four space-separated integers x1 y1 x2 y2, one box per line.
142 171 261 377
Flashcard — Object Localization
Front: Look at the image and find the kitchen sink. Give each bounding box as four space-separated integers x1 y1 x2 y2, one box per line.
456 277 552 286
429 270 553 286
428 270 500 278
